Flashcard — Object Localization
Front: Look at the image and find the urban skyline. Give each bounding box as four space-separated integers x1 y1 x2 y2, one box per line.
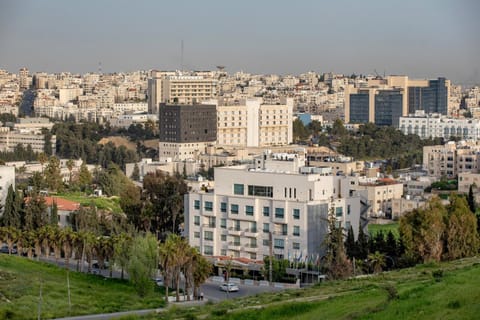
1 0 479 85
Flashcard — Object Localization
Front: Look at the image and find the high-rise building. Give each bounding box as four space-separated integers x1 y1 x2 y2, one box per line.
147 71 217 115
408 77 448 115
19 67 31 90
158 103 217 160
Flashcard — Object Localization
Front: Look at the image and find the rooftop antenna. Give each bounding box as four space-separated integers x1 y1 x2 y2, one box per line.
180 40 184 73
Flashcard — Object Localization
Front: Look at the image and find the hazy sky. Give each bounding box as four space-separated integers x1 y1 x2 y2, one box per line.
1 0 479 84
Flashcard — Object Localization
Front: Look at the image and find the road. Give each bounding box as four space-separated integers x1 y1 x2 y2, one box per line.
19 89 35 116
200 280 283 301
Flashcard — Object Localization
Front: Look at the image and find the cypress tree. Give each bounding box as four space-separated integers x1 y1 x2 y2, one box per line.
467 184 476 214
345 225 356 259
1 185 21 229
357 225 369 259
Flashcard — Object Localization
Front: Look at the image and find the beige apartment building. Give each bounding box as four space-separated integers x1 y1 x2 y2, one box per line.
212 98 293 147
0 127 56 154
351 178 404 218
148 71 217 114
423 141 480 178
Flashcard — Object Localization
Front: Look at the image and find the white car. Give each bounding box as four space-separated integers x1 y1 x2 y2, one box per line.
153 277 164 286
219 282 239 292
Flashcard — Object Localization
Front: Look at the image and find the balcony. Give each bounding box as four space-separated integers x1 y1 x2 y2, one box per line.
228 227 244 236
228 241 243 251
244 228 258 237
203 223 216 229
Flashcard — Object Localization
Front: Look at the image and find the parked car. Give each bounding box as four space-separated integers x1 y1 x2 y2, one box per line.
219 282 239 292
153 277 164 287
0 245 17 254
92 261 109 269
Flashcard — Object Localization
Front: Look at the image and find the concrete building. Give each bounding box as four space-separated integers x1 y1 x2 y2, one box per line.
212 98 293 147
19 67 31 90
0 166 15 213
159 103 217 161
148 71 217 114
185 150 368 261
391 196 427 219
399 111 480 140
0 127 56 154
458 172 480 194
352 178 404 218
423 140 480 178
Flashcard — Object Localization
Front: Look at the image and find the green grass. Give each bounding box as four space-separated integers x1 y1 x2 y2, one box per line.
56 192 124 214
0 255 165 319
137 257 480 320
368 222 399 238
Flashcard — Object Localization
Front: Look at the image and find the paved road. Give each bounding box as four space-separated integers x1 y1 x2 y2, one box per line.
200 280 283 302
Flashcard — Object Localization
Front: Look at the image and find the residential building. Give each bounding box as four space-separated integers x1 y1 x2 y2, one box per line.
211 97 293 147
352 178 404 218
159 103 217 161
399 111 480 140
458 172 480 194
423 140 480 178
185 150 367 261
0 127 56 154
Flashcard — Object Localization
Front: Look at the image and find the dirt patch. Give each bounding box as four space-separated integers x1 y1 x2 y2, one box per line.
98 136 136 151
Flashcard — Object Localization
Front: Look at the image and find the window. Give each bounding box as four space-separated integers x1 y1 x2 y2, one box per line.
263 223 270 233
233 184 244 195
336 207 343 217
345 221 351 230
234 220 241 231
245 205 254 216
263 206 270 217
221 249 227 256
274 239 284 249
248 185 273 197
281 224 288 235
208 217 216 228
293 226 300 236
204 201 213 211
194 231 200 238
347 205 351 215
194 216 200 226
250 253 257 260
275 208 284 219
220 218 227 229
204 231 213 241
221 234 227 241
194 200 200 210
293 209 300 220
250 221 257 233
292 242 300 250
233 236 240 246
220 202 227 213
231 204 239 214
204 245 213 255
263 239 270 247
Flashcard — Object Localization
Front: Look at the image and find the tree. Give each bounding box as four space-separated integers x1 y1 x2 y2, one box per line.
60 227 76 270
127 233 159 297
322 204 352 280
131 163 140 181
446 195 479 260
50 201 59 226
24 193 48 231
368 251 386 273
37 152 48 173
400 197 447 263
292 118 309 142
44 156 64 192
159 234 178 303
467 184 476 214
113 233 132 280
78 162 92 191
1 185 21 229
66 159 75 185
344 226 356 259
191 249 212 299
356 225 369 260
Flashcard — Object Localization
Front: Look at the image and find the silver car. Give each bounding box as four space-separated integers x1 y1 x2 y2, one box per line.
219 282 239 292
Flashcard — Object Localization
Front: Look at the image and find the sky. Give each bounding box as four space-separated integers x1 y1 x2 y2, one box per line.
0 0 479 85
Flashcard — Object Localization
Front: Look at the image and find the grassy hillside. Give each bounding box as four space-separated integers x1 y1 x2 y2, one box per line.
137 256 480 320
0 255 165 319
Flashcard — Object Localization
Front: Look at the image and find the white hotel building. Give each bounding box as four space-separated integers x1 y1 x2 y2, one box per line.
185 151 367 261
399 111 480 140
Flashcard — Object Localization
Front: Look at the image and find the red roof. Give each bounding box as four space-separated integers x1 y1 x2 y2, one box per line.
44 196 80 212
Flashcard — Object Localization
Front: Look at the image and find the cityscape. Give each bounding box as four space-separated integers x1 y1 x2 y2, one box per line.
1 1 480 319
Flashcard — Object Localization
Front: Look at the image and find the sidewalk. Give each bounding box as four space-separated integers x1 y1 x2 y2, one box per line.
54 300 208 320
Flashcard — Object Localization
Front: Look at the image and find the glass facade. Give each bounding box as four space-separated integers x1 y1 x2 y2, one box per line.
349 93 370 124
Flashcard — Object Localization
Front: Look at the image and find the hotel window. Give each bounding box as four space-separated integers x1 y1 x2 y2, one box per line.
194 200 200 210
263 223 270 233
274 239 285 249
221 234 227 241
231 204 239 214
245 205 254 216
194 216 200 226
204 231 213 241
220 202 227 212
293 209 300 220
275 208 284 219
293 226 300 236
293 242 300 250
204 201 213 211
336 207 343 217
233 183 244 195
204 246 213 255
220 218 227 229
194 231 200 238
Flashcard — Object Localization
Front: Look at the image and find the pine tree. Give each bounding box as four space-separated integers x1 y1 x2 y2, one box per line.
131 163 140 181
357 225 369 259
1 185 21 228
467 184 476 214
344 226 356 259
50 201 59 226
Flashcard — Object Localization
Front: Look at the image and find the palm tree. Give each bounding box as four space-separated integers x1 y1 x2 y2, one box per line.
192 250 212 299
2 226 19 255
171 236 190 302
60 227 76 270
158 234 178 303
24 230 37 259
368 251 386 274
113 233 132 280
66 159 75 185
49 226 62 264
